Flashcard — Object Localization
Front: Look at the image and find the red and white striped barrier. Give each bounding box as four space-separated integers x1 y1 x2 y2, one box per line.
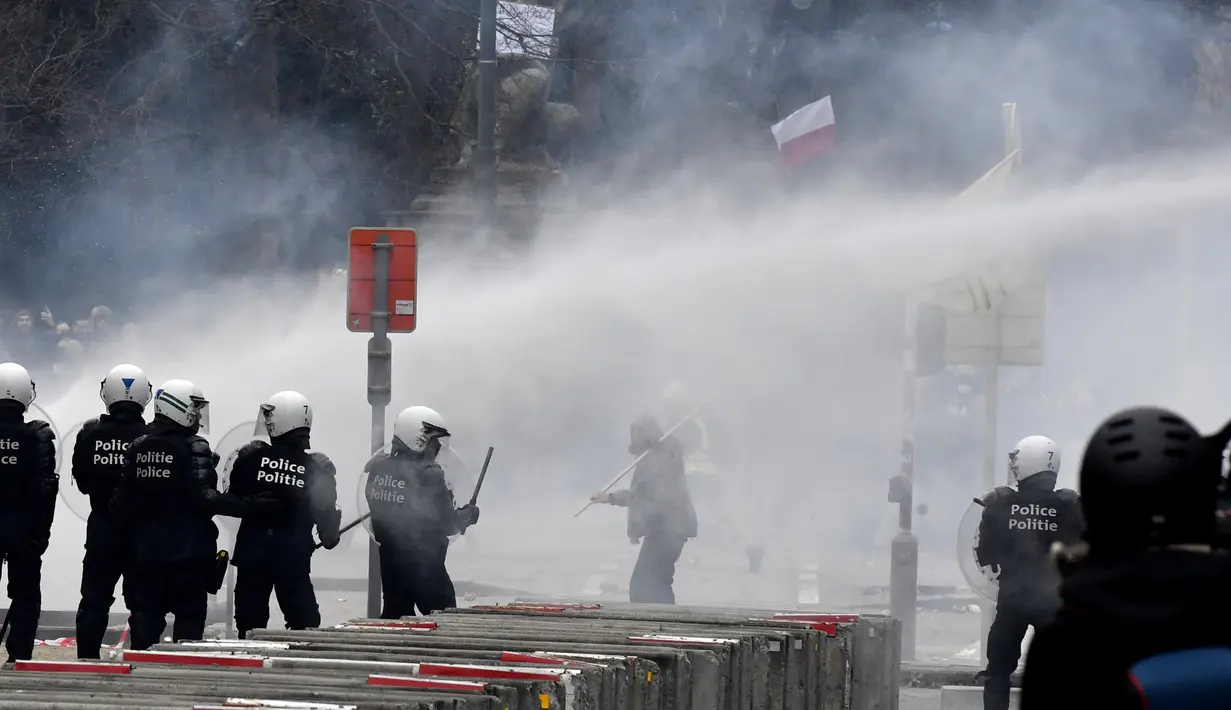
750 613 861 636
419 661 574 683
368 674 486 691
772 613 860 623
33 637 76 648
179 640 293 651
627 634 740 646
332 620 436 631
470 603 603 613
119 650 267 668
498 651 608 667
193 701 357 709
32 627 129 649
14 660 132 674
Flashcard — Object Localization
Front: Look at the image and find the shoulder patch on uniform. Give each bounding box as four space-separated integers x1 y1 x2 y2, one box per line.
978 486 1015 507
235 440 267 459
1056 488 1080 503
29 420 54 441
309 451 337 475
363 452 391 472
420 461 448 482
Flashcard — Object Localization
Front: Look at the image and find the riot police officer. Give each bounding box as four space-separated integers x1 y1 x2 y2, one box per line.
72 364 151 659
0 362 57 663
110 379 272 650
976 435 1083 710
226 391 341 639
1023 408 1231 709
364 406 479 618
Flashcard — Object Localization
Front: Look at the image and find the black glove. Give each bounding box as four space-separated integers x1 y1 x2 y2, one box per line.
320 530 341 550
455 504 480 531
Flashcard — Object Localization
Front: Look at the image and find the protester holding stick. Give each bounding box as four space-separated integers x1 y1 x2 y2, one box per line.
590 414 697 605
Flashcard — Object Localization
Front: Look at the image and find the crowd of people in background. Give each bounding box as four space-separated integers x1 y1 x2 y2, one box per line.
0 304 129 390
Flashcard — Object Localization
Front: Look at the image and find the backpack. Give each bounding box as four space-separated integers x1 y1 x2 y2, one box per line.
1128 646 1231 709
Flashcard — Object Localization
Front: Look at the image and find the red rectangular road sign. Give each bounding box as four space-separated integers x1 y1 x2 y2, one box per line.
347 227 418 333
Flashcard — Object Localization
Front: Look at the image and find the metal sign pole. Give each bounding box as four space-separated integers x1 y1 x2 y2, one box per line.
979 308 1002 664
226 530 236 638
889 301 920 662
367 234 394 618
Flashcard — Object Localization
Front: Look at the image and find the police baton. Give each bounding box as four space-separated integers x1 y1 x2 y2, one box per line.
468 447 494 507
460 447 494 536
315 513 371 550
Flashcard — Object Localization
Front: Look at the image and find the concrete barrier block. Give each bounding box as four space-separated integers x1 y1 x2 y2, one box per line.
491 598 897 710
940 685 1021 710
428 608 793 710
248 628 680 710
852 616 901 710
12 602 894 710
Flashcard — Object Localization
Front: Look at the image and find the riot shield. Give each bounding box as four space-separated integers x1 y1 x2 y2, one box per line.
57 418 90 523
354 444 471 546
213 420 268 533
956 498 1000 601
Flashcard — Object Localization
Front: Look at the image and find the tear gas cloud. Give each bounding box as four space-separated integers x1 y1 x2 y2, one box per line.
17 0 1231 615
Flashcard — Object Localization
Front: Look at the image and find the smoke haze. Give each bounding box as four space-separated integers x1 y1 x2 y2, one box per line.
4 0 1230 651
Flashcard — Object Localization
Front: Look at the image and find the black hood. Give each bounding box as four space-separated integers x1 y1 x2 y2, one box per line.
0 401 25 423
1019 471 1058 493
151 413 195 436
1060 550 1231 628
106 401 145 422
272 427 310 450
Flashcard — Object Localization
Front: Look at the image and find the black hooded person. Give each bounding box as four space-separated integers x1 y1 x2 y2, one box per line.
0 362 57 663
72 364 152 659
1022 406 1231 710
590 414 699 604
223 390 342 639
364 405 479 618
110 379 282 650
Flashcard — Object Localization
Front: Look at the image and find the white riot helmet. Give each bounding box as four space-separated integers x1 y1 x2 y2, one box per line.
154 379 210 434
0 363 35 411
392 405 450 456
1008 435 1060 483
100 364 153 410
255 390 312 438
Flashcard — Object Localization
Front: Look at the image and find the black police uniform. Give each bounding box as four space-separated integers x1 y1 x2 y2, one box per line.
976 473 1082 710
364 450 476 618
110 416 255 650
607 417 697 605
71 405 147 658
0 405 57 662
226 430 341 638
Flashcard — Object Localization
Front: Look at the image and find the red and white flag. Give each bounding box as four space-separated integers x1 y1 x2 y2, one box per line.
770 96 836 168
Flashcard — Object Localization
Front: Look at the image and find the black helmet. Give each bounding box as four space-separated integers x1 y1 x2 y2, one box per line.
1079 406 1228 551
